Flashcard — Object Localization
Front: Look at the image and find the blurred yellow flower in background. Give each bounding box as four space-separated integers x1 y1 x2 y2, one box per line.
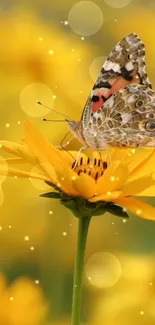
0 273 47 325
0 8 94 142
1 120 155 220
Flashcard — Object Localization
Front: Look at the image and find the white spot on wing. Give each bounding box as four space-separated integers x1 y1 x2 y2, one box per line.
125 61 134 71
121 113 131 123
104 61 121 73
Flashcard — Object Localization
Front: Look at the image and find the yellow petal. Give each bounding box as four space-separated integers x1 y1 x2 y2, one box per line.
72 173 95 199
127 148 155 177
96 161 128 194
0 141 36 165
109 147 133 162
89 191 122 202
113 197 155 221
0 158 26 164
138 185 155 196
0 166 50 181
23 120 69 170
122 174 155 196
56 168 79 196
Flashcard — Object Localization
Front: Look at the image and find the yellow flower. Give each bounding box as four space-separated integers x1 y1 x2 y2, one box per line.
1 120 155 220
0 273 47 325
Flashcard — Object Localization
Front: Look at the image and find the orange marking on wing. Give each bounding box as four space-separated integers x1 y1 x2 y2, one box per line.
91 74 139 113
92 97 104 113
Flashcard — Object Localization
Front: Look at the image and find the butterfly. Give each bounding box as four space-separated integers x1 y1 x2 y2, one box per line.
66 33 155 150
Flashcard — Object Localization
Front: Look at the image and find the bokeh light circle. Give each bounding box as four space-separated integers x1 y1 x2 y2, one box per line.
0 157 8 182
20 83 54 117
68 1 104 36
89 56 106 81
85 252 122 288
0 188 4 206
104 0 132 8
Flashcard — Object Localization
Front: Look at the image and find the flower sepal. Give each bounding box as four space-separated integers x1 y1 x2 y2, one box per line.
41 189 129 219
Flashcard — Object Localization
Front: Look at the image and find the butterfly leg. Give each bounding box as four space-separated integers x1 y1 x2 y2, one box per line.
55 136 74 149
107 149 112 164
55 131 75 161
72 145 88 170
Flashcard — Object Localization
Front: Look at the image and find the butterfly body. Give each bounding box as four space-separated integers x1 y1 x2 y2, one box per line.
67 33 155 149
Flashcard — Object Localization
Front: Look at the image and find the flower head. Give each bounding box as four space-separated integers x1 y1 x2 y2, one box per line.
1 120 155 220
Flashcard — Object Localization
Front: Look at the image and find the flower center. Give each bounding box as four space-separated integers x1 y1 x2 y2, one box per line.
72 157 108 181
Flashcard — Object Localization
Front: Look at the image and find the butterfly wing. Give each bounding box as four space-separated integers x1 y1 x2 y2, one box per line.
82 33 152 130
83 84 155 149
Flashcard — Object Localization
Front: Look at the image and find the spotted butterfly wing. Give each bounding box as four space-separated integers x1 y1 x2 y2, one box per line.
82 84 155 149
66 33 154 150
82 33 152 128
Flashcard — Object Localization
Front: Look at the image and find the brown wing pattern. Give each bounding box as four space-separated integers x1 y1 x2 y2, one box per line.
82 33 152 130
83 84 155 149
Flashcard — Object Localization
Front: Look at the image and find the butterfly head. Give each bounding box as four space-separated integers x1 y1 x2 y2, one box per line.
66 120 86 145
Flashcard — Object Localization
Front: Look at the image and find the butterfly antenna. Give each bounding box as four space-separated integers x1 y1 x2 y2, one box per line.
37 101 72 120
42 118 66 122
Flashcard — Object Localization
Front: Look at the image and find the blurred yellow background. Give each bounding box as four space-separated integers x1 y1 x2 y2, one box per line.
1 0 155 324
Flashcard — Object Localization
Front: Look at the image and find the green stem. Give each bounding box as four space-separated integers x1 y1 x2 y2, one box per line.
71 216 91 325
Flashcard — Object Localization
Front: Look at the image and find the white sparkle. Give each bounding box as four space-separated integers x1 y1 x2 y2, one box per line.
0 144 2 148
6 123 10 128
114 19 117 22
123 219 127 223
17 121 21 124
88 276 91 280
9 296 14 301
123 208 127 212
136 209 142 215
29 177 31 180
30 246 35 251
69 224 72 227
64 20 69 25
48 49 54 55
52 95 56 99
63 232 67 236
35 279 40 284
149 282 153 286
140 311 144 315
112 222 114 225
14 176 17 179
24 236 29 241
9 225 12 229
110 176 115 181
57 183 61 187
107 191 111 195
49 210 53 215
0 226 2 231
81 37 84 40
72 176 76 180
